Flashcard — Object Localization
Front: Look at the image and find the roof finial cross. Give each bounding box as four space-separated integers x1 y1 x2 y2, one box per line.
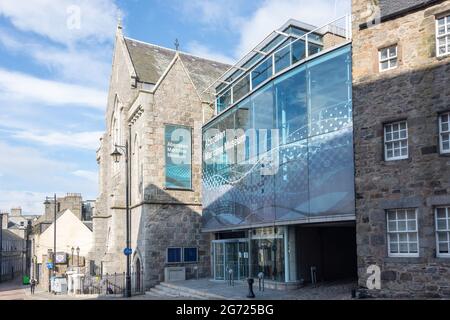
175 38 180 51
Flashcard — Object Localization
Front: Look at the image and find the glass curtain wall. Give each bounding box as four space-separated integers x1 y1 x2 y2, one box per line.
203 45 353 231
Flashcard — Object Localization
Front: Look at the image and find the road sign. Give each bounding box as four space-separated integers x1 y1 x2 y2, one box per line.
47 262 54 269
123 248 132 256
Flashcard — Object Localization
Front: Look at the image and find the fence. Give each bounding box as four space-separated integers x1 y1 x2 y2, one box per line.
80 271 144 297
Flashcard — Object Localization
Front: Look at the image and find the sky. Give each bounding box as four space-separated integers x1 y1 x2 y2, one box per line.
0 0 350 215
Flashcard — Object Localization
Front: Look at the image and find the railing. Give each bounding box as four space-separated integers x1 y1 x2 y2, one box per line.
202 14 352 116
80 271 145 296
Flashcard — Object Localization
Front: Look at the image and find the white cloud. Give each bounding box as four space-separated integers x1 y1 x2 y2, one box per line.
0 142 98 214
12 130 103 151
0 0 120 45
0 68 107 109
234 0 351 57
0 31 111 87
72 170 98 183
178 0 351 62
186 41 235 64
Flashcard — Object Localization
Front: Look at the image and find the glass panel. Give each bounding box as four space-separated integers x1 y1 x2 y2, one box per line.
291 39 306 64
437 207 447 219
238 242 249 280
380 49 388 60
407 220 416 231
388 221 397 231
399 242 408 253
225 242 239 280
214 243 225 280
183 248 198 262
251 57 273 88
251 227 285 282
439 242 449 253
165 125 192 189
167 248 182 263
217 89 232 113
275 65 307 144
308 127 355 217
233 75 251 103
309 47 352 136
202 45 353 231
274 45 291 73
437 219 447 230
409 242 418 253
438 232 448 242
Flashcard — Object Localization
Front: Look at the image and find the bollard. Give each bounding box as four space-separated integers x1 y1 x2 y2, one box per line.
247 278 255 298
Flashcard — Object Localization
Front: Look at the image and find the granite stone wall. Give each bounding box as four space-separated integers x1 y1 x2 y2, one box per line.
352 0 450 298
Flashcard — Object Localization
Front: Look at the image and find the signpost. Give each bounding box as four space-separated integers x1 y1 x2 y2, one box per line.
123 248 132 256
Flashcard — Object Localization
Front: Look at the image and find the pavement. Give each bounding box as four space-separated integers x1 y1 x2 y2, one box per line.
0 277 357 300
147 278 357 300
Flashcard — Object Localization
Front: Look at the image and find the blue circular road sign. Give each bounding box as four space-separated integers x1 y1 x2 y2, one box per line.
123 248 132 256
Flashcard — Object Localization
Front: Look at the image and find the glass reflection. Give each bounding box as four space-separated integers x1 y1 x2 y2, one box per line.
203 45 353 231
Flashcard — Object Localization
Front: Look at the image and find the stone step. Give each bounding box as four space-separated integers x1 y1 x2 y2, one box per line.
158 282 227 300
148 287 178 298
153 284 206 299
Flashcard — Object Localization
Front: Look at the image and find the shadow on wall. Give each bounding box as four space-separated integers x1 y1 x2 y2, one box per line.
353 59 450 296
131 183 211 289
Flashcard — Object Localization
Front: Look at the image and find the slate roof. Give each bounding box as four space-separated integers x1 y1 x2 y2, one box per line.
124 38 231 94
1 229 23 241
378 0 443 19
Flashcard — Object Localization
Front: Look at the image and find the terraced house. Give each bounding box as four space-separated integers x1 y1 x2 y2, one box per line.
352 0 450 298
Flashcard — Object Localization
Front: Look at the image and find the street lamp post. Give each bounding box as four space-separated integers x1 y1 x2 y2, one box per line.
111 135 132 298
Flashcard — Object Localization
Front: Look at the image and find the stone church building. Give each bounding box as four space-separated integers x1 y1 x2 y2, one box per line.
91 23 229 289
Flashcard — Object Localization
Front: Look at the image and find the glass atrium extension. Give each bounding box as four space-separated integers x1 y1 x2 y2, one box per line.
202 18 356 286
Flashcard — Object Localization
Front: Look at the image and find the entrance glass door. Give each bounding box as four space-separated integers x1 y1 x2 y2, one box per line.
213 240 249 281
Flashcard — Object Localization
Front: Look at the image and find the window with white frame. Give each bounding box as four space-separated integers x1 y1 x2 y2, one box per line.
439 112 450 154
436 207 450 257
436 14 450 57
379 45 398 71
387 209 419 257
384 121 408 160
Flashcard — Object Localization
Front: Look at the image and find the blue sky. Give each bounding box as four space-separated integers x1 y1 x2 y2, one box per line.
0 0 350 214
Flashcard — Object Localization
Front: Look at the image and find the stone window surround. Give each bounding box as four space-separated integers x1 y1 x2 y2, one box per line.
435 12 450 57
378 45 398 72
438 111 450 154
374 41 402 74
435 206 450 257
166 246 199 264
386 208 420 258
383 120 409 161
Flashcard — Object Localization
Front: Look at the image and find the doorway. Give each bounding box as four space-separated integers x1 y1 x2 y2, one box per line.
135 258 141 292
212 239 249 281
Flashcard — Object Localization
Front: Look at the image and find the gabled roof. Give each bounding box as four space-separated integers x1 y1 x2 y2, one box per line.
124 38 230 94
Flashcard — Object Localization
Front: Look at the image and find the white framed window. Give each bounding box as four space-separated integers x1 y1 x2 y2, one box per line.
387 208 419 257
384 121 408 161
435 207 450 257
379 45 398 71
436 14 450 57
439 112 450 154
